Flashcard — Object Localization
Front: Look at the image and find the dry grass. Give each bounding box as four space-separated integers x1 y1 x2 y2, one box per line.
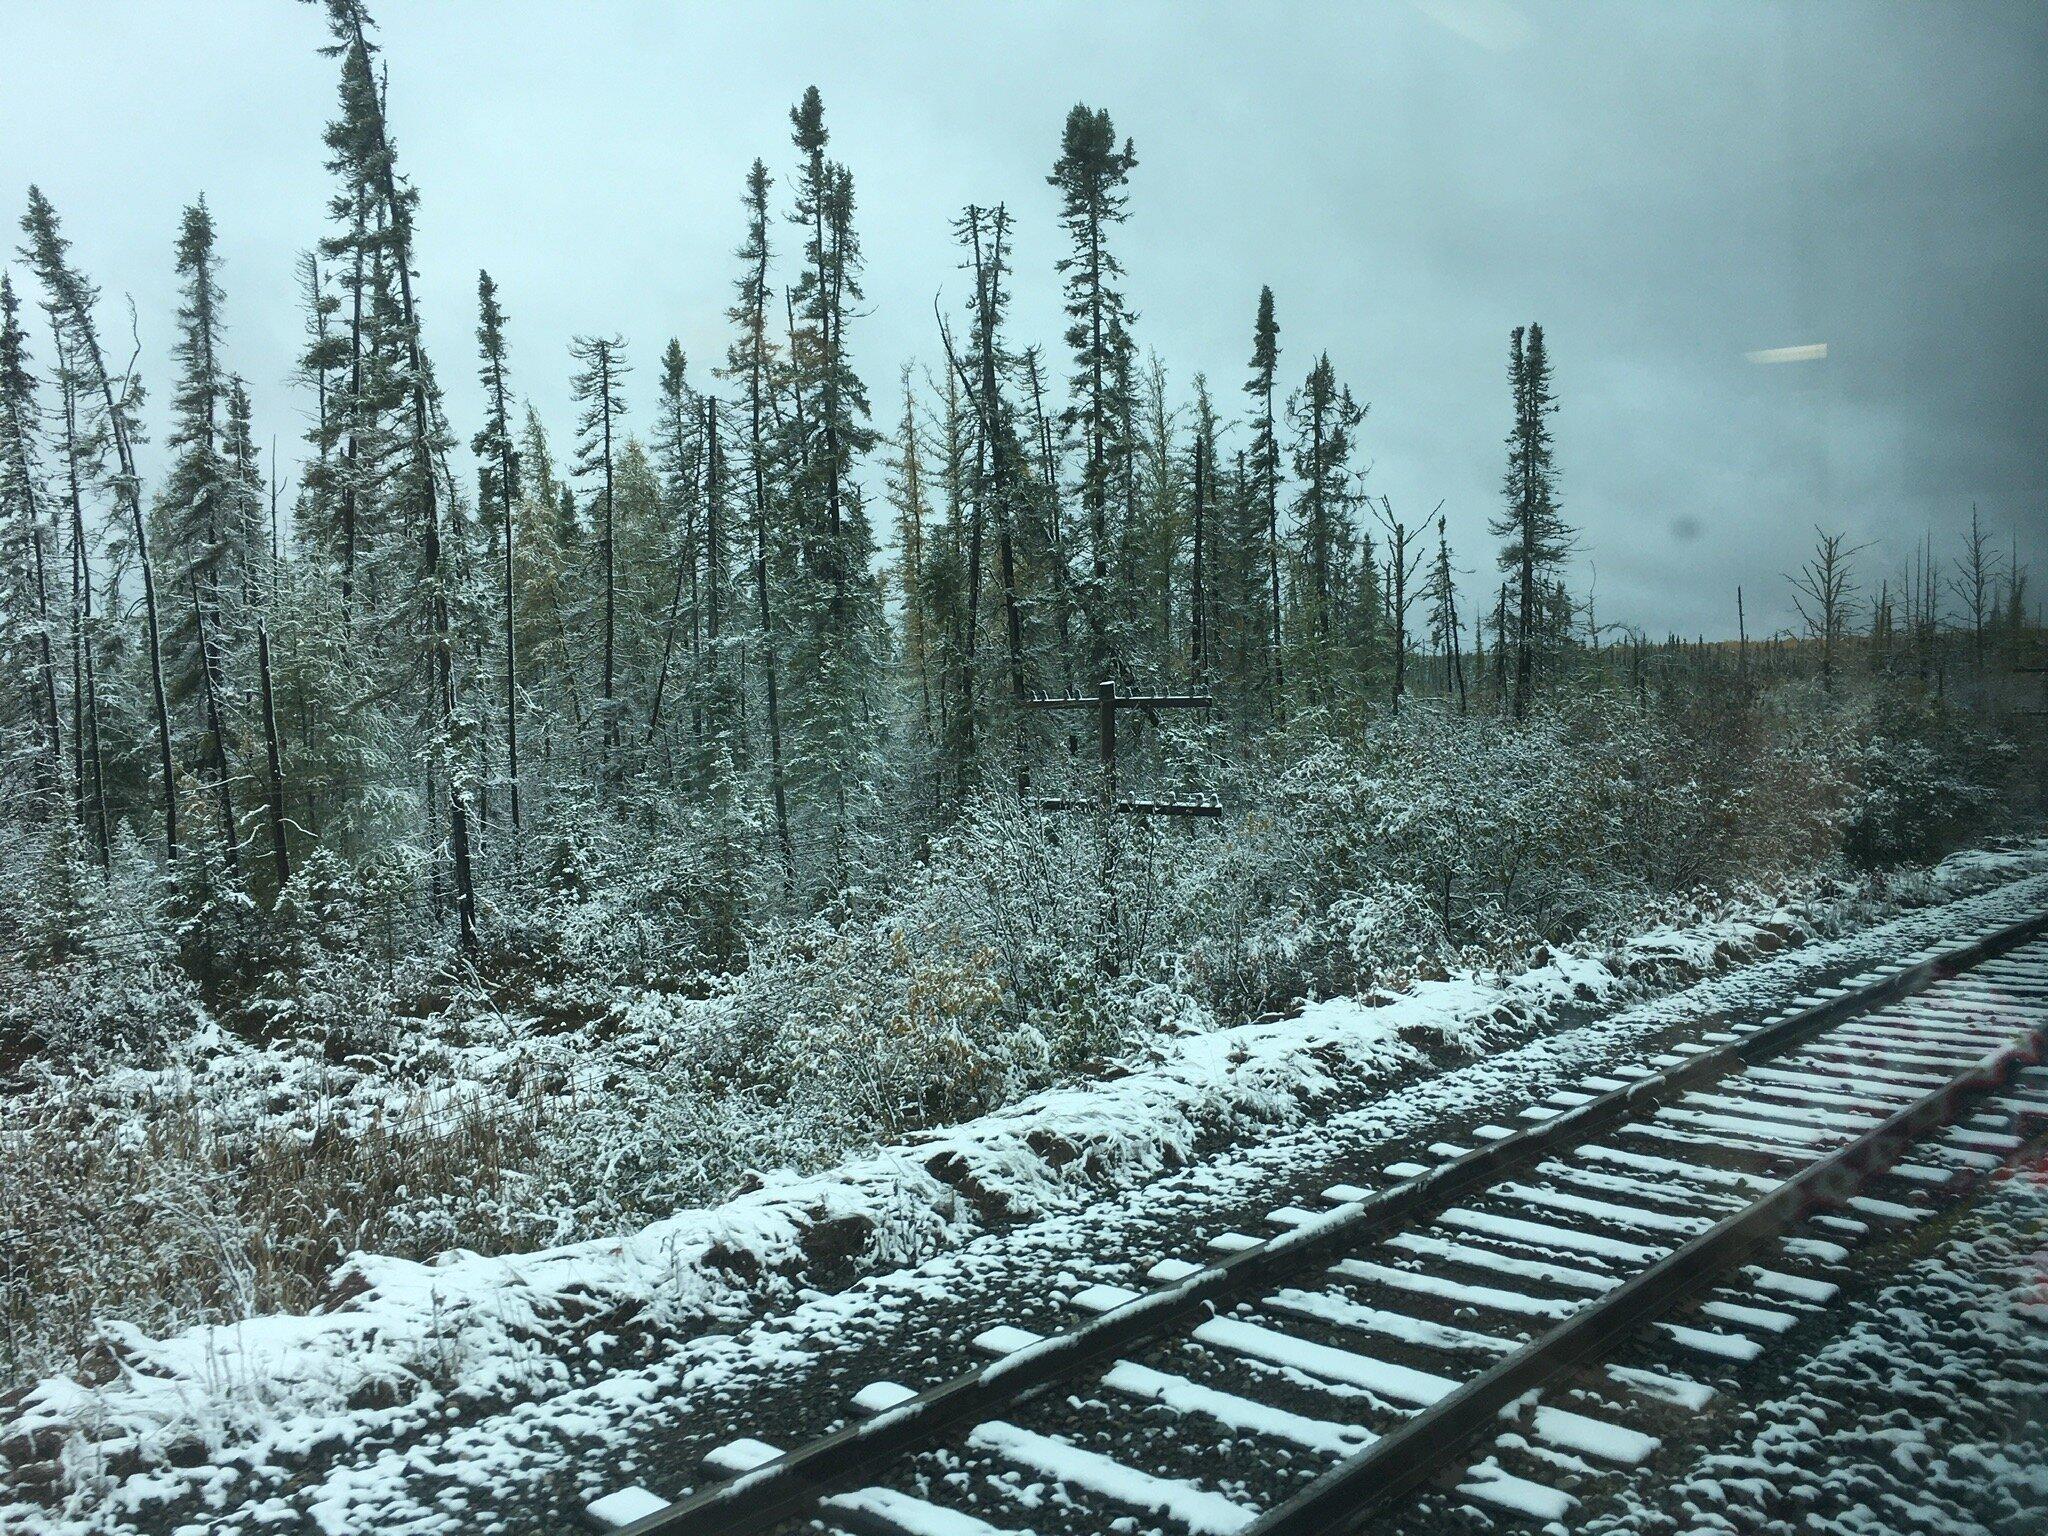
0 1081 556 1397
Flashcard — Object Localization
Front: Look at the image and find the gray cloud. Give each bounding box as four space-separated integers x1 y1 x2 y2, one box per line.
4 0 2042 638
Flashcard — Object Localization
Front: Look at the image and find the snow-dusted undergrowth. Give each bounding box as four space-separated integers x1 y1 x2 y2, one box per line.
4 841 2042 1519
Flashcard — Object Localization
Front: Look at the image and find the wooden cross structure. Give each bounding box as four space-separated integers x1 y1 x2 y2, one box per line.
1020 679 1222 817
2014 653 2048 717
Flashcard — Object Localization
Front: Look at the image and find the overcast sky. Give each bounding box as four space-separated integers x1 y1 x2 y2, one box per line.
5 0 2044 638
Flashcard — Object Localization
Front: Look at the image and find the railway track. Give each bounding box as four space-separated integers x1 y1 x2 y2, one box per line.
584 911 2048 1536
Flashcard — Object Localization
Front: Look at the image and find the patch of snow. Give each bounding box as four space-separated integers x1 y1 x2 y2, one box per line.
852 1380 918 1415
822 1486 1017 1536
1457 1457 1575 1520
585 1485 672 1528
967 1419 1254 1534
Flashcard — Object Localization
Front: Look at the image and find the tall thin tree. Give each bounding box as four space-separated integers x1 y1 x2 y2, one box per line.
1491 323 1569 720
22 187 178 858
473 271 522 830
1049 104 1138 681
721 160 795 885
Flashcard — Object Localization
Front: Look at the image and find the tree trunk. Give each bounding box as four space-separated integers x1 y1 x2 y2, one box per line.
1190 433 1207 685
341 191 365 618
76 324 176 857
745 310 795 890
495 376 521 833
17 471 63 799
1514 543 1534 721
61 377 108 867
191 584 240 873
600 346 618 772
257 620 291 891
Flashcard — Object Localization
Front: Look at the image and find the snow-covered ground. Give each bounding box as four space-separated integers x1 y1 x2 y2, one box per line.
1580 1156 2048 1536
4 841 2046 1535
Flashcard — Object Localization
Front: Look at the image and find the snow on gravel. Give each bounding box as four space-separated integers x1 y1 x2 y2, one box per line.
4 845 2045 1534
1581 1155 2048 1536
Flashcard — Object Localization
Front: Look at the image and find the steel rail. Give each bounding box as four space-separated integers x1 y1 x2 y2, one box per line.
609 907 2048 1536
1244 976 2048 1533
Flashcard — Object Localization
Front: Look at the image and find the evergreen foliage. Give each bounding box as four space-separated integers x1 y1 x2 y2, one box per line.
0 2 2036 1041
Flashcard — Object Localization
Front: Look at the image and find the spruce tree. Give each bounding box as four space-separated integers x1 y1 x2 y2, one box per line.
885 367 936 760
157 199 246 871
1134 355 1181 675
1287 352 1365 704
22 186 178 860
785 89 884 876
1245 285 1283 712
646 340 703 753
315 0 476 946
50 324 110 865
1491 323 1569 720
946 202 1031 738
720 159 795 885
1426 514 1467 712
472 271 522 830
1048 104 1137 681
570 335 628 777
1020 344 1076 690
159 200 232 634
293 251 344 561
0 272 63 800
1187 375 1217 687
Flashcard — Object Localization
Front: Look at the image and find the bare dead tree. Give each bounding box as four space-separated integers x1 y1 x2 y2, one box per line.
1950 504 2001 675
1787 527 1865 694
1372 496 1429 710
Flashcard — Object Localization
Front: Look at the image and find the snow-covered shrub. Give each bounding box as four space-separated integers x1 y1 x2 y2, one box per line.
0 826 197 1065
237 845 439 1056
0 671 2030 1411
490 780 770 1010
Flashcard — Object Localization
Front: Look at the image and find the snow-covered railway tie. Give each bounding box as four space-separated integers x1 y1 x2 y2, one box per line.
587 913 2048 1536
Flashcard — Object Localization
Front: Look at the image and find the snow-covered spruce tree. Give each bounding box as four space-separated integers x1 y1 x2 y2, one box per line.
644 343 692 761
568 333 628 779
291 250 344 572
647 340 731 779
883 367 939 785
1131 354 1183 681
609 432 666 766
0 272 64 810
154 198 251 876
313 0 477 947
783 87 886 889
1187 374 1218 690
21 187 178 862
1049 104 1138 684
928 362 982 798
46 319 112 868
719 159 796 889
1244 284 1284 716
472 270 522 831
1017 343 1078 696
1491 322 1570 720
942 200 1038 790
1286 351 1369 708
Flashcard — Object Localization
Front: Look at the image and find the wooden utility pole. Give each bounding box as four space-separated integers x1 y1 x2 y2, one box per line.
1023 679 1219 976
1021 681 1221 818
1736 585 1747 685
